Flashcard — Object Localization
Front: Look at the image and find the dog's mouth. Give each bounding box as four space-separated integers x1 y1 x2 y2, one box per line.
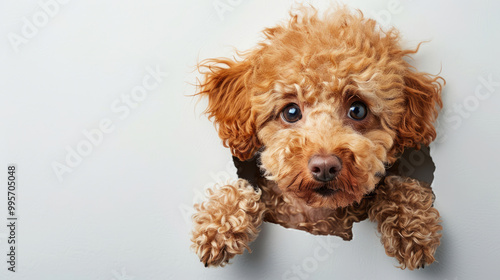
313 185 338 197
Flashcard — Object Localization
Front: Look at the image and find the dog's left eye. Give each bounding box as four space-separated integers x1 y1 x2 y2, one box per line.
281 103 302 123
348 101 368 120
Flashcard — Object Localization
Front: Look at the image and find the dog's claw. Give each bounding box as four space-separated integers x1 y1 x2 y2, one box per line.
200 256 209 267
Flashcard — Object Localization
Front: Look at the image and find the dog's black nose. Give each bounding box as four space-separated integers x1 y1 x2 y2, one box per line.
308 154 342 182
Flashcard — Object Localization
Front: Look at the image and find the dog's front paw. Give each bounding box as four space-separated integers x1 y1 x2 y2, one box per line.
369 176 442 270
379 207 442 270
191 180 266 267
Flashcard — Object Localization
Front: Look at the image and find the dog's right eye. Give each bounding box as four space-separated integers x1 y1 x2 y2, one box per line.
348 101 368 121
281 103 302 123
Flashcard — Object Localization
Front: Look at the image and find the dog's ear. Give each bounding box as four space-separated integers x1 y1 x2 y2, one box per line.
197 58 260 161
394 70 443 153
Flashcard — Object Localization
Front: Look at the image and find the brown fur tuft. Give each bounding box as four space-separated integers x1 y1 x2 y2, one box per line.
197 59 261 161
394 65 444 153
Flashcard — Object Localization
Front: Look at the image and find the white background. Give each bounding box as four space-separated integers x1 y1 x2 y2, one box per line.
1 0 499 279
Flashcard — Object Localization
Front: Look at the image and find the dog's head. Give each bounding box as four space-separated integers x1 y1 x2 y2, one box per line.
198 7 443 208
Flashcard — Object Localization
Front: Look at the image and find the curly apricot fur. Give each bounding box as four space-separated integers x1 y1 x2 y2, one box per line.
191 180 266 267
192 5 443 269
368 176 442 270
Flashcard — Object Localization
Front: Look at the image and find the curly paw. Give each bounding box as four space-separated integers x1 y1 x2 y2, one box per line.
369 176 443 270
191 180 266 267
380 208 442 270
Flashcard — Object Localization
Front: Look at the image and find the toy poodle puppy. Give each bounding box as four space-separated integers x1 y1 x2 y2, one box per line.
191 6 443 270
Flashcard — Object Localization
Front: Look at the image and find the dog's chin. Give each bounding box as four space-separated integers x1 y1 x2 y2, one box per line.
283 179 369 209
307 189 365 209
312 184 338 197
